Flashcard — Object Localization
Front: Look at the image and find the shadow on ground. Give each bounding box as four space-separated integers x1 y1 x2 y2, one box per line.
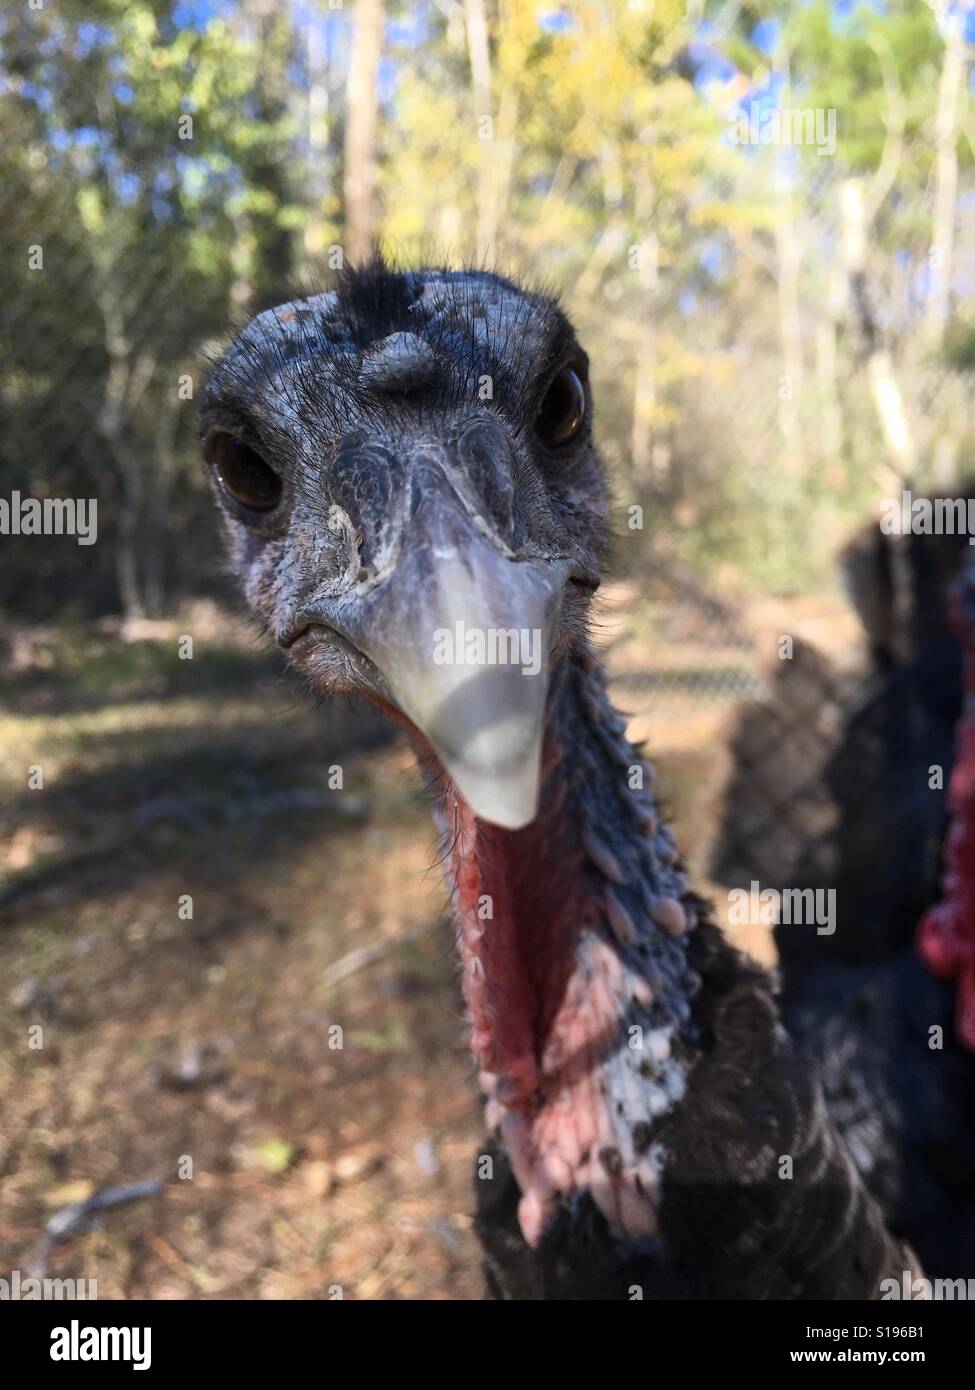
0 599 766 1298
0 612 485 1298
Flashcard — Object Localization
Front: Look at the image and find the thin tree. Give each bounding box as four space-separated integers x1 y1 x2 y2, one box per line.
344 0 384 263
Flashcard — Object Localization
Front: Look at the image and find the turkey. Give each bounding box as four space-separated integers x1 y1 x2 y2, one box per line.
711 507 975 1279
201 259 920 1298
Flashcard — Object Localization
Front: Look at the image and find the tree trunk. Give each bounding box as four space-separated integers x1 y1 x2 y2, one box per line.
840 178 915 489
630 174 658 485
465 0 494 261
114 442 146 624
142 391 182 619
926 3 967 346
815 277 844 483
95 287 157 622
775 170 806 480
344 0 384 264
304 3 332 262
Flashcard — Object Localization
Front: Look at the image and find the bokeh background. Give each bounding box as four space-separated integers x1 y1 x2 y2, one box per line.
2 0 974 1298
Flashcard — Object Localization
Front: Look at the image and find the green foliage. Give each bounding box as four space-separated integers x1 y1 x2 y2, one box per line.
0 0 969 616
943 320 975 373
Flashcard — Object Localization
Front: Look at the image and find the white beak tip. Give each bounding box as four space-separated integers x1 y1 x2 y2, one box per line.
444 755 542 830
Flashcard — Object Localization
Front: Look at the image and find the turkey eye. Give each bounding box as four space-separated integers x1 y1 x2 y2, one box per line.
206 433 281 512
534 365 587 449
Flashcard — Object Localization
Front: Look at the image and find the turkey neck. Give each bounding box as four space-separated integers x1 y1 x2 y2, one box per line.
435 643 702 1245
424 644 923 1298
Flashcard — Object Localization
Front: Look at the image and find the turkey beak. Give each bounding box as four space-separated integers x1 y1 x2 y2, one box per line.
343 495 565 830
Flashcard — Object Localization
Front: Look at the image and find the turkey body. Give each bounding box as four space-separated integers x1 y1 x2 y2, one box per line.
712 518 975 1277
204 260 927 1300
473 911 923 1300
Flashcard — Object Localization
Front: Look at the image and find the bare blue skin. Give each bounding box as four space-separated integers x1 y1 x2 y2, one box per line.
201 266 605 826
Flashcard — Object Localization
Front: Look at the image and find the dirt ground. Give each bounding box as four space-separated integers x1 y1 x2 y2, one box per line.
0 586 853 1299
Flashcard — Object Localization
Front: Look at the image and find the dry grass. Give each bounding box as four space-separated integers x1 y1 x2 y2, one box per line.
0 593 850 1297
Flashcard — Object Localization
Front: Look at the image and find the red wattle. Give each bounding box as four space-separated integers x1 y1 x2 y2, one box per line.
917 585 975 1052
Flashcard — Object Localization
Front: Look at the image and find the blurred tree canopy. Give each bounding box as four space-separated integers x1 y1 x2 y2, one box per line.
1 0 973 620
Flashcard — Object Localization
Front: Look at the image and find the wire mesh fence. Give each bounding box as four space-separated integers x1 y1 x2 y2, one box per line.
3 3 975 722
